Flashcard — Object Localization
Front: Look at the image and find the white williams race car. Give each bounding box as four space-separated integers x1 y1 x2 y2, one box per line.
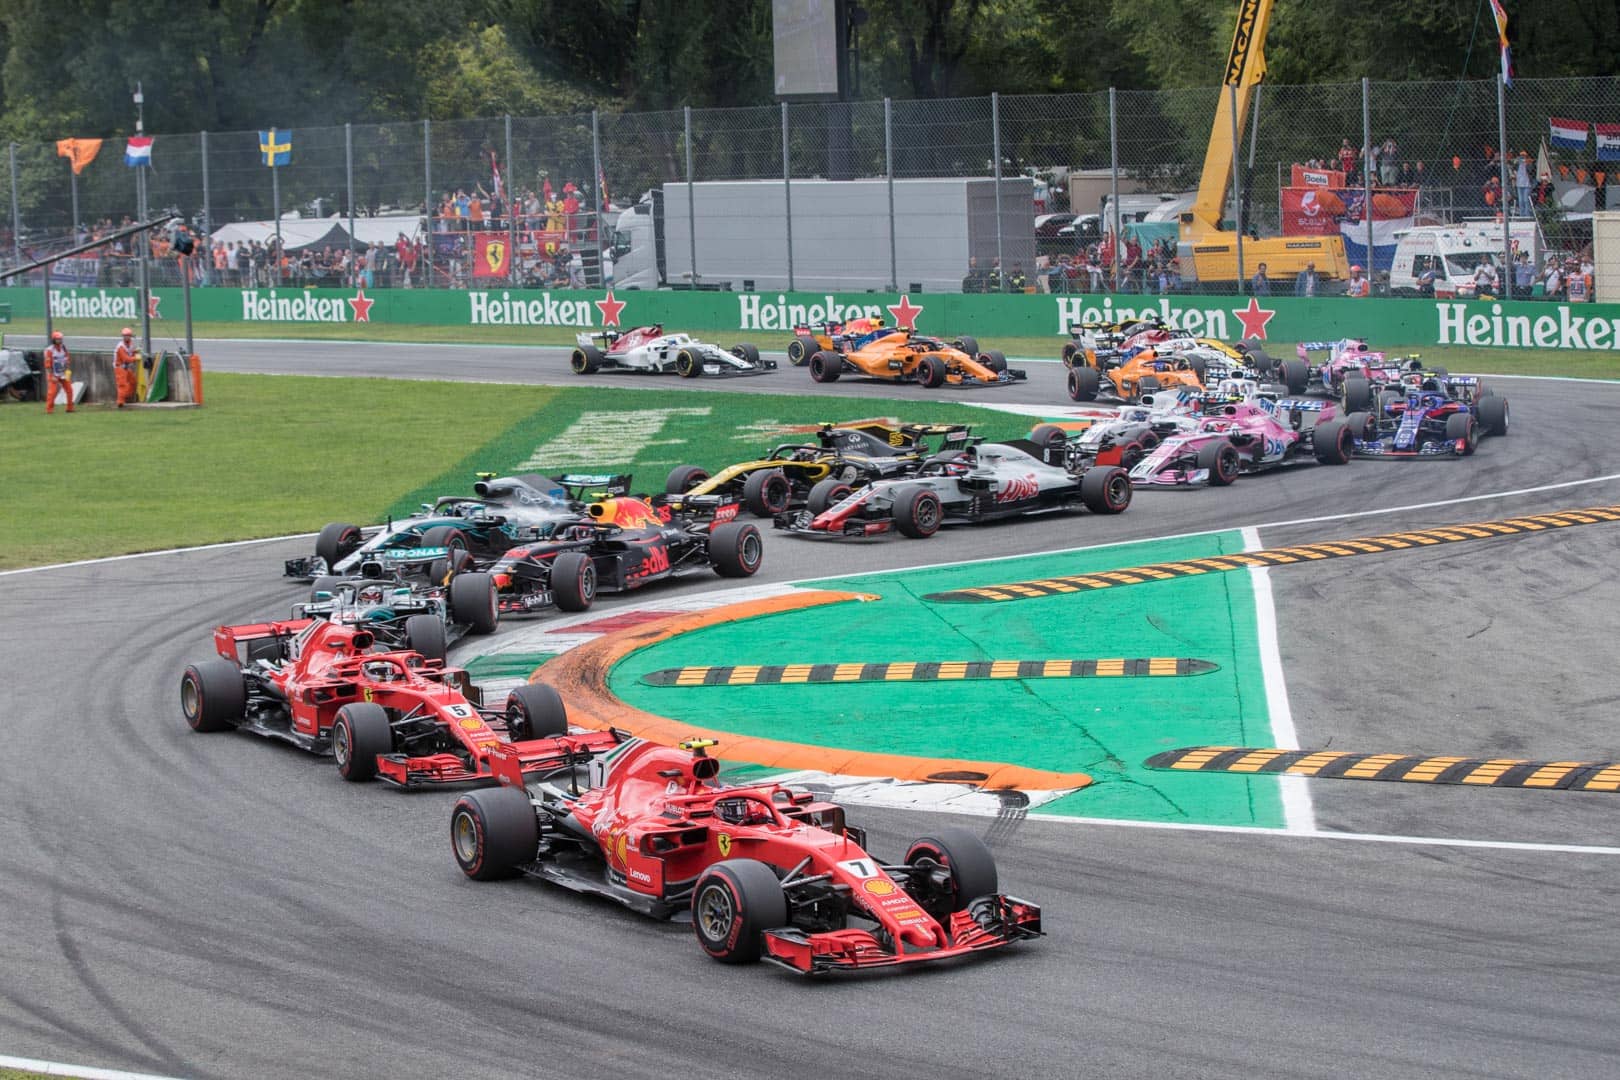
570 324 776 378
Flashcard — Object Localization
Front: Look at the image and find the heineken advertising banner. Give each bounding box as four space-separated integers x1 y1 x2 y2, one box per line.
11 284 1620 352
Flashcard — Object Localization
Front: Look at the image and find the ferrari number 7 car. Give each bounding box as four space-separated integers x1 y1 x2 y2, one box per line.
180 619 617 788
450 737 1042 974
571 325 773 378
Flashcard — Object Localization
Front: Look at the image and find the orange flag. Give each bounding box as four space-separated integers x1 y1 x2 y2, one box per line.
55 138 103 175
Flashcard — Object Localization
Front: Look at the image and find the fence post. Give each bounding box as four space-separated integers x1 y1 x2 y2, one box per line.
1109 88 1119 293
137 164 150 356
504 114 515 286
885 98 897 292
782 101 794 292
201 131 211 260
684 105 697 286
592 109 605 289
69 162 79 243
1231 84 1245 294
344 123 355 280
1498 74 1512 300
8 143 19 266
1362 77 1373 292
423 118 432 287
991 91 1004 292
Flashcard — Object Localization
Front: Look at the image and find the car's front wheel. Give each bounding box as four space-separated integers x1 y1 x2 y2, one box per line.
692 859 788 964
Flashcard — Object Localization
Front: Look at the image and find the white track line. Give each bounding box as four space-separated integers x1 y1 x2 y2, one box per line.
0 1054 187 1080
1242 525 1314 832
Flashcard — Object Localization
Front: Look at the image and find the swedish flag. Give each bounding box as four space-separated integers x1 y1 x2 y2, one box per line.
259 128 292 167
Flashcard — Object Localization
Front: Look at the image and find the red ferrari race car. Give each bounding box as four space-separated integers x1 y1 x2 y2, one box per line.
180 618 616 788
450 738 1043 975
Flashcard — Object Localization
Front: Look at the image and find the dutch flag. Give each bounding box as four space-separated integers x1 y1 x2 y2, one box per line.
1596 124 1620 162
1548 118 1589 151
124 136 153 167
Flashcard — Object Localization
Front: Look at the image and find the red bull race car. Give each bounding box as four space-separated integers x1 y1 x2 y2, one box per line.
450 737 1042 974
180 619 617 788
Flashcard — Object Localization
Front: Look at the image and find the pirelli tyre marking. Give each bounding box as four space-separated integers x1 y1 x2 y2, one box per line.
641 657 1218 687
924 505 1620 603
1145 746 1620 792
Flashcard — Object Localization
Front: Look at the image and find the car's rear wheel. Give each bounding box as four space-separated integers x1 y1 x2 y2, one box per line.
953 335 980 359
451 786 539 881
331 702 392 782
506 684 568 741
404 614 447 662
448 571 499 633
429 548 476 586
1279 358 1310 395
742 469 793 517
316 522 362 570
180 658 246 733
665 464 709 495
918 355 947 388
550 551 597 612
1030 424 1068 458
1342 375 1374 413
570 346 602 374
787 334 818 366
420 526 471 556
709 522 764 577
1197 439 1241 485
1187 356 1208 382
904 827 998 922
692 859 788 964
675 347 702 378
1080 466 1132 513
309 574 342 601
1067 365 1100 402
809 351 842 382
1061 341 1079 366
1312 419 1352 464
806 477 854 515
894 486 942 538
1476 395 1509 436
1377 390 1403 417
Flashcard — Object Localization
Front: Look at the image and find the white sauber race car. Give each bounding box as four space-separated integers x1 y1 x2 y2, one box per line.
570 324 776 378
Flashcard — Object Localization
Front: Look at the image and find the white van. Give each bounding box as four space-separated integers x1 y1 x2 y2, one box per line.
1389 222 1543 298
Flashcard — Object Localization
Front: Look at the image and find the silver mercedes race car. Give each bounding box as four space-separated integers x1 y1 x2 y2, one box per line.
570 325 775 378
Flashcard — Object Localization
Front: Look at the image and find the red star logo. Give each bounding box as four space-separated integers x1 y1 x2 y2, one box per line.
1232 297 1276 340
347 286 374 323
886 294 923 331
147 294 161 319
595 289 626 328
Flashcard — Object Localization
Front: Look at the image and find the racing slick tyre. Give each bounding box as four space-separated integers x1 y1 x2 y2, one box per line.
1061 341 1079 366
1030 424 1069 459
675 347 702 378
981 350 1008 374
731 343 762 366
1445 412 1478 455
428 547 476 587
742 469 793 517
1187 356 1208 382
1196 440 1241 486
1279 358 1310 395
420 526 471 556
1342 375 1374 414
404 614 448 663
894 486 943 538
1067 365 1101 402
904 827 999 921
506 684 568 741
1312 418 1354 465
953 335 980 359
570 345 603 374
709 521 765 577
809 350 843 383
451 785 540 881
1378 390 1403 417
309 574 343 601
315 522 362 571
1476 394 1509 437
1240 339 1274 373
1136 376 1162 399
332 703 392 783
180 658 247 733
806 476 854 516
787 334 818 366
665 464 710 494
692 859 788 964
1080 466 1132 514
549 551 597 613
448 571 499 634
1431 365 1449 378
918 355 948 388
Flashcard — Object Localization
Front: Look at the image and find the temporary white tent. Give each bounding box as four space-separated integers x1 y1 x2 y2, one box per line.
210 213 422 251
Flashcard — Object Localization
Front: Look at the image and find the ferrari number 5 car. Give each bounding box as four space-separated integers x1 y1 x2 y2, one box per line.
450 737 1042 974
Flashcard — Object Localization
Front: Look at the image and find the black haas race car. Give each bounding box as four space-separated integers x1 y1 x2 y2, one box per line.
485 493 763 613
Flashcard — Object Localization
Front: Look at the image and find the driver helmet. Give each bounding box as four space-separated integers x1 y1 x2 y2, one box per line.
930 449 973 476
716 797 768 825
363 660 397 682
358 584 387 605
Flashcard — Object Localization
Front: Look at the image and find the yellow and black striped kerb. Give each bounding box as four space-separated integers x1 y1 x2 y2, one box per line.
1145 746 1620 792
641 657 1218 686
924 505 1620 603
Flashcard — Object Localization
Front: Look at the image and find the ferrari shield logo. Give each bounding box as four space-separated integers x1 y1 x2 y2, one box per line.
716 832 732 858
483 239 506 274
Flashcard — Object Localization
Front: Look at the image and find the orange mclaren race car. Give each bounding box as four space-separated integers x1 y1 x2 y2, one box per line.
805 325 1025 389
1066 347 1207 404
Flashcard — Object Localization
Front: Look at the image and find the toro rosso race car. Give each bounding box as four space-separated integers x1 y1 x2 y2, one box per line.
802 322 1024 389
775 438 1131 539
571 325 773 378
180 619 618 788
297 573 499 662
1349 374 1509 458
450 737 1042 974
661 421 973 518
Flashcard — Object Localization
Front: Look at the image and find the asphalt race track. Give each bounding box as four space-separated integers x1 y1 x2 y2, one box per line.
5 347 1620 1079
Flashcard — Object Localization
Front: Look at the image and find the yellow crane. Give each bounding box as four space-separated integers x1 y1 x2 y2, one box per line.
1178 0 1350 285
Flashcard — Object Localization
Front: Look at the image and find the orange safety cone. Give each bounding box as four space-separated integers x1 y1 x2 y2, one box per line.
189 354 204 405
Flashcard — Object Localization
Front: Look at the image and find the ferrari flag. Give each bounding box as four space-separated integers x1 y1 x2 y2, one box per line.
474 231 510 279
56 138 103 175
259 128 292 166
